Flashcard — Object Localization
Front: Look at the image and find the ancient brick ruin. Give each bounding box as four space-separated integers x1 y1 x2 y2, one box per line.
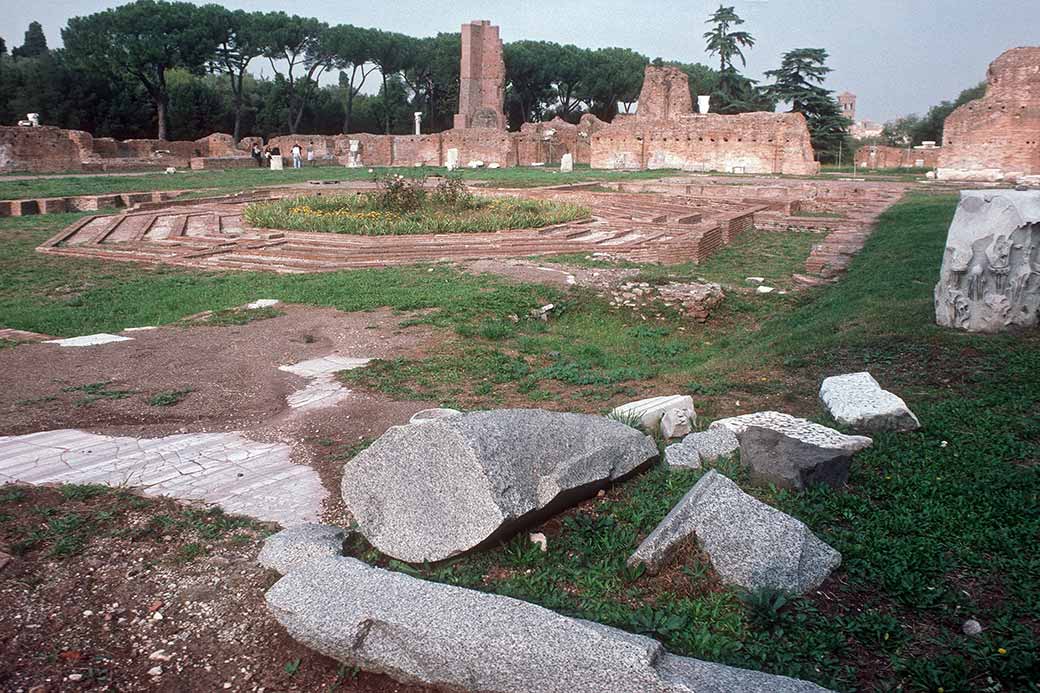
590 66 820 175
855 144 941 169
937 46 1040 182
454 21 507 130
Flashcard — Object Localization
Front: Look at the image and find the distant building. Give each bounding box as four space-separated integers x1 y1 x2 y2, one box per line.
839 91 884 140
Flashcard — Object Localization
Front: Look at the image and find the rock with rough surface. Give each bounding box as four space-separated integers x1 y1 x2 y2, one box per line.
934 190 1040 333
612 395 696 435
341 409 658 562
661 408 694 439
266 556 834 693
628 470 840 594
738 424 863 490
712 411 871 489
665 443 701 469
682 428 739 463
819 372 920 432
258 524 347 575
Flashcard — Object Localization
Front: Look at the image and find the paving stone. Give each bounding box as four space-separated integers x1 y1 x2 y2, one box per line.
341 409 658 563
44 333 134 347
266 556 834 693
258 524 347 575
0 429 325 526
279 355 371 411
628 470 841 594
819 371 920 432
246 298 281 309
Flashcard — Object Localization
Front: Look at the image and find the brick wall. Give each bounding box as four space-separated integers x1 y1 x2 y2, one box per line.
591 112 819 175
938 46 1040 181
856 145 941 169
0 126 83 173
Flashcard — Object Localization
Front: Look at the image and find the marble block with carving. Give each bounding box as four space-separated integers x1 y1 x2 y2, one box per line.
934 190 1040 333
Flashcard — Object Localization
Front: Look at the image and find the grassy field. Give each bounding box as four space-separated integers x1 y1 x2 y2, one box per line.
0 190 1037 692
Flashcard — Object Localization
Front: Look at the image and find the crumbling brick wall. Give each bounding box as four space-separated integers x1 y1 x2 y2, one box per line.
590 66 819 175
591 112 819 175
0 126 83 173
856 145 941 169
938 46 1040 181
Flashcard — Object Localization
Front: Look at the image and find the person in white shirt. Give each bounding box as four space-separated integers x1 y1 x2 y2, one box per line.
291 142 302 169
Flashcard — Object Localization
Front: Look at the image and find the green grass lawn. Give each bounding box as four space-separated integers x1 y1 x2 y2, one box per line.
0 191 1036 692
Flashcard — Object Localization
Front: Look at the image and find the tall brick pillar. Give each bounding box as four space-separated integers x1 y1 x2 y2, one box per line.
453 20 507 130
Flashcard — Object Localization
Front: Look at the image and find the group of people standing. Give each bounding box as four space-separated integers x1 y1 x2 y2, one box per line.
250 142 316 169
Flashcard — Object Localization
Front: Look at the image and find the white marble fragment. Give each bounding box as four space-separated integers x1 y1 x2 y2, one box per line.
819 372 920 433
44 334 134 347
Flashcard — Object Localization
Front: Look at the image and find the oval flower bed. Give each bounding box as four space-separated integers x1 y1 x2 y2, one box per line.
243 193 590 236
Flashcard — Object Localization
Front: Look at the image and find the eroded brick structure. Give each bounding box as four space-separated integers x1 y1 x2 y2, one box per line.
590 66 819 175
937 46 1040 182
454 21 507 130
855 144 941 169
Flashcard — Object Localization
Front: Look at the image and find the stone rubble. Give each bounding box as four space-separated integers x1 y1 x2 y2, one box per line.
681 428 740 463
664 443 701 469
819 371 920 432
266 556 834 693
628 470 841 595
712 412 872 490
340 409 658 563
610 281 725 322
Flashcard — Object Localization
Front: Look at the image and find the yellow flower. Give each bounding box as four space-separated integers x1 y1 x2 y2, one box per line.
998 647 1007 655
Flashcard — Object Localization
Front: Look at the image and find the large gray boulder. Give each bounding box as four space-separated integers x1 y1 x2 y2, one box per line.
628 471 840 595
819 372 920 433
341 409 658 563
712 412 872 490
266 556 834 693
934 189 1040 333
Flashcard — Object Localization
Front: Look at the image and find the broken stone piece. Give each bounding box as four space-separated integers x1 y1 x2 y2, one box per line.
819 372 920 432
660 408 693 439
628 470 841 595
934 189 1040 333
712 412 872 490
265 556 834 693
611 395 696 436
258 524 347 575
664 443 701 469
341 409 658 563
681 428 739 463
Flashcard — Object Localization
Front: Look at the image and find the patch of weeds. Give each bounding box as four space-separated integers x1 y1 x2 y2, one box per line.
59 484 111 501
62 381 137 407
177 543 208 561
147 388 193 407
283 658 302 676
0 338 22 349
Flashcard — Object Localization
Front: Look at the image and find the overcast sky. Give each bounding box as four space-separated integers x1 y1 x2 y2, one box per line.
4 0 1039 123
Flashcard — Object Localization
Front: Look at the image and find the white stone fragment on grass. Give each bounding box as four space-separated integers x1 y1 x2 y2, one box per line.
628 470 841 595
265 556 834 693
660 408 693 439
664 443 701 469
756 286 776 294
122 326 158 332
529 532 548 552
44 333 134 347
246 298 281 309
611 395 696 436
746 276 765 284
819 372 920 432
560 153 574 173
258 524 347 575
0 429 325 526
681 428 739 462
409 408 462 425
